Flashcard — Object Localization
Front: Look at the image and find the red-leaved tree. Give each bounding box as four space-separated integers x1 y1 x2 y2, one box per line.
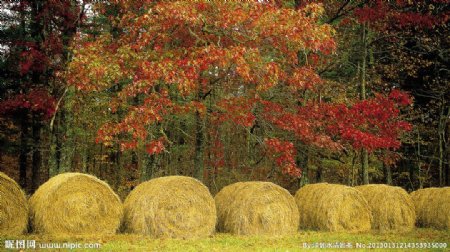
68 1 411 182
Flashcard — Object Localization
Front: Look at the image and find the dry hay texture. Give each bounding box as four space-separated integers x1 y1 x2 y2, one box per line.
295 183 372 232
123 176 216 238
0 172 28 236
29 172 123 235
215 181 299 235
356 184 415 233
411 187 450 229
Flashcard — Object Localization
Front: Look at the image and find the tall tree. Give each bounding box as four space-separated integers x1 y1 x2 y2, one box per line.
0 0 85 191
67 1 411 186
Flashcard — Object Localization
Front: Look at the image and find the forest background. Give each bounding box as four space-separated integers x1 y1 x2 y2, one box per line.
0 0 448 198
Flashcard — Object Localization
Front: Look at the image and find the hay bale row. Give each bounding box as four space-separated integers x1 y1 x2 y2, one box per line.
27 173 216 238
0 172 28 236
294 183 372 232
356 184 415 233
29 173 122 236
7 170 447 237
411 187 450 229
215 181 299 235
122 176 216 238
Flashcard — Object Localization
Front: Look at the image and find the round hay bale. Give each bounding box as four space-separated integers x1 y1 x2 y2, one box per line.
411 187 450 229
29 172 122 235
215 181 299 235
123 176 216 238
0 172 28 236
295 183 372 232
356 184 415 232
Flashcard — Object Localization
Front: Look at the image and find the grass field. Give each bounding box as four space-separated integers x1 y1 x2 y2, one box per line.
1 229 449 251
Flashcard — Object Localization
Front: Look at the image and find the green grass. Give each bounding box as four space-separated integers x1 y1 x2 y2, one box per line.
1 229 449 251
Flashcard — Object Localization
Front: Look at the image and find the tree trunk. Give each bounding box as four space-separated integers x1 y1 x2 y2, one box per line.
416 131 423 189
299 165 309 187
54 107 65 175
444 106 450 186
140 150 155 182
316 164 323 183
113 146 123 190
439 123 444 186
384 163 393 185
438 104 447 186
349 152 356 186
29 1 44 192
446 138 449 186
131 150 138 180
361 150 369 184
31 118 42 192
298 147 309 187
360 22 370 185
194 110 205 181
19 113 29 189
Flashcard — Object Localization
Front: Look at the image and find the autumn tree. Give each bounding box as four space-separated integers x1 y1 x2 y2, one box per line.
0 0 85 191
283 0 449 187
361 0 449 187
66 1 412 191
325 0 449 187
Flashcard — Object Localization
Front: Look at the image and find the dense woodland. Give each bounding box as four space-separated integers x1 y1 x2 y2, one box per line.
0 0 448 197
